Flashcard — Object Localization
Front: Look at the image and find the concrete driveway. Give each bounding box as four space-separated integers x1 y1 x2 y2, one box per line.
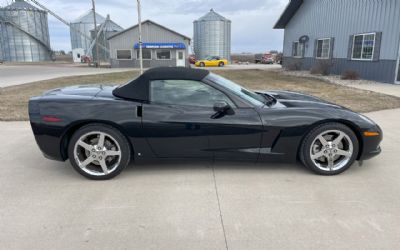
0 63 134 87
0 109 399 250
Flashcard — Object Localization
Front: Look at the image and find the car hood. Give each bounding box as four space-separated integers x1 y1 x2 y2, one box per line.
257 90 347 110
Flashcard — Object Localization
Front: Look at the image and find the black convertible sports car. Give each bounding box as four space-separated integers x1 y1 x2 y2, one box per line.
29 67 382 180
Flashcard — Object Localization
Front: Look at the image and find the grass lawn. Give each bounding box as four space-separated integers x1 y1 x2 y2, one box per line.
1 69 400 121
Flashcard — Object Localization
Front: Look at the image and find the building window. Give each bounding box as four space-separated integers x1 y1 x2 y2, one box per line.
352 33 376 60
136 49 152 60
293 41 304 58
316 38 331 59
116 50 132 60
156 50 171 60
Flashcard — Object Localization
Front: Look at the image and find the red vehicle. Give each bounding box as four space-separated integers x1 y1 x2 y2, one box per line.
255 53 274 64
189 55 196 64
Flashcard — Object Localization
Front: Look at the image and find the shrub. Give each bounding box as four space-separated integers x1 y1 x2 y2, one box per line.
341 70 360 80
310 60 333 76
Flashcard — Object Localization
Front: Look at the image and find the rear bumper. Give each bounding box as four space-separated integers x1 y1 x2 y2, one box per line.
33 133 65 162
30 122 66 162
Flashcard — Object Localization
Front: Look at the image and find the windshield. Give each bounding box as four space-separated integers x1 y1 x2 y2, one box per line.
206 73 265 106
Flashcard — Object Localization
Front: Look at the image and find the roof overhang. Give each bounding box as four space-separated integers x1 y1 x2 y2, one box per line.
273 0 303 29
107 20 191 41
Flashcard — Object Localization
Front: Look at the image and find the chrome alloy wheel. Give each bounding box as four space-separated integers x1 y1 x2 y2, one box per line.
309 130 353 172
73 131 122 176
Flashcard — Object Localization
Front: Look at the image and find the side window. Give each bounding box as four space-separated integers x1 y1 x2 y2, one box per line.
150 80 235 108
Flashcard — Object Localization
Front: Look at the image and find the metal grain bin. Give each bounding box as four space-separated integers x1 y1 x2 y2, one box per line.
193 9 231 61
0 0 52 62
70 10 106 54
89 15 123 61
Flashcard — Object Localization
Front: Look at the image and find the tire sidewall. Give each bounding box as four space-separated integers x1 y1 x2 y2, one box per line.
68 124 131 180
300 123 359 175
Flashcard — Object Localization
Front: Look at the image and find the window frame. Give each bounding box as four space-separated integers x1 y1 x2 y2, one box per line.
155 50 172 60
116 49 132 60
293 41 304 58
351 32 376 61
315 38 331 59
136 49 152 60
149 79 237 108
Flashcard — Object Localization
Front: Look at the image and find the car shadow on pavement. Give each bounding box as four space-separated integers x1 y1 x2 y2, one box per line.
122 160 310 176
45 159 369 181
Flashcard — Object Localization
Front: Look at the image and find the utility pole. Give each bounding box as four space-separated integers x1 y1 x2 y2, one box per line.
92 0 100 67
137 0 143 74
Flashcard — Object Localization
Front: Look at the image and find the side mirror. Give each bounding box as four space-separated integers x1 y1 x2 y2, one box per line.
213 101 231 113
211 101 233 119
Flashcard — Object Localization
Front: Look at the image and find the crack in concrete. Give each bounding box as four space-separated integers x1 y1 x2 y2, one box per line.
212 164 229 250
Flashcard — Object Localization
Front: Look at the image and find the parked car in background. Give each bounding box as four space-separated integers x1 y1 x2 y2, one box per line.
255 53 275 64
195 56 228 67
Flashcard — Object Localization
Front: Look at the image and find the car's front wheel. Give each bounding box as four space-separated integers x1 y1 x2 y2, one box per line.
218 62 225 67
300 123 359 175
68 124 131 180
199 62 205 67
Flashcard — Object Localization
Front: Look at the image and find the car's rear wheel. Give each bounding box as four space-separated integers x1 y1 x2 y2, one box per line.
218 62 225 67
300 123 359 175
68 124 131 180
199 62 205 67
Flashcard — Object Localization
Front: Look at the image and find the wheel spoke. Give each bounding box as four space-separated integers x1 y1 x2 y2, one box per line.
106 150 121 156
333 132 345 145
77 140 92 151
327 157 334 170
98 133 105 148
311 150 325 160
99 160 109 174
79 157 93 168
318 135 329 146
336 149 351 157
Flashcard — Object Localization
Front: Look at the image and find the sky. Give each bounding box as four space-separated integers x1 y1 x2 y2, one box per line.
0 0 288 53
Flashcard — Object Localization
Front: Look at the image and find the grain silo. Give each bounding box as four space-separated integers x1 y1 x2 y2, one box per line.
193 9 231 61
0 0 52 62
70 10 106 61
89 15 123 61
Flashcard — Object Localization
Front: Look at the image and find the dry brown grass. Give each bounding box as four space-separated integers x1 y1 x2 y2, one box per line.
214 70 400 113
1 69 400 121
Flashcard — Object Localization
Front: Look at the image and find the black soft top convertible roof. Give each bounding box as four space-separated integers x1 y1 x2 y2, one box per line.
112 67 210 101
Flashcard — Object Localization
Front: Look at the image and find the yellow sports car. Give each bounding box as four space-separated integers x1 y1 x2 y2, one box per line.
195 56 228 67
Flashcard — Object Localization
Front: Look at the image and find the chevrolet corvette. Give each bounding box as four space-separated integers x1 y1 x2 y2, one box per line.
195 56 228 67
29 67 382 180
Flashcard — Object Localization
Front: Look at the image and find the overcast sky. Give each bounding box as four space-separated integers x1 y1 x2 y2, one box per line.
1 0 288 53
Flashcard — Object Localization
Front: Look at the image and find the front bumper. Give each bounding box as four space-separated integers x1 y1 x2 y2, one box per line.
358 125 383 161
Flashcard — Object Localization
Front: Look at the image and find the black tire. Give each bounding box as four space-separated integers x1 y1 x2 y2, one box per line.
200 62 205 67
68 124 131 180
218 62 225 67
299 123 359 175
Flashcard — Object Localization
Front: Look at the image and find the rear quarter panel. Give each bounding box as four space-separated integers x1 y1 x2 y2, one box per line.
29 96 152 161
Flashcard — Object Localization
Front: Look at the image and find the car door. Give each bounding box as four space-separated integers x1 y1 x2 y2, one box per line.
211 57 219 66
141 79 226 159
141 79 263 161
